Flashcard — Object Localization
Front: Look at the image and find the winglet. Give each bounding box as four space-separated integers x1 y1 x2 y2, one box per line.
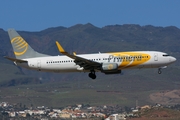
73 52 77 56
55 41 77 60
56 41 66 54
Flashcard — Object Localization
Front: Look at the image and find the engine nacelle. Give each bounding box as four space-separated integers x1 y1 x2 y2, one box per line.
77 66 84 71
101 63 118 72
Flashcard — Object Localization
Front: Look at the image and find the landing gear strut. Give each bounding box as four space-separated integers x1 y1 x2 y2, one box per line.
158 68 162 74
88 70 96 79
158 66 167 74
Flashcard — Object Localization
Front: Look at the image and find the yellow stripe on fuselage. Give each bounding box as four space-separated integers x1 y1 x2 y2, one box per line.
109 52 151 69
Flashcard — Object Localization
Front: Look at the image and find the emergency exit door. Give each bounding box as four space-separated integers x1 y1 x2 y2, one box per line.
37 60 41 68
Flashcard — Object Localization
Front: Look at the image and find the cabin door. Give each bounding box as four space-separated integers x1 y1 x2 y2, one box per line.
154 53 158 61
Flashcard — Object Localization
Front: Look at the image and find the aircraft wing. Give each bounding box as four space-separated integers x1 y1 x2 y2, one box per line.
56 41 102 70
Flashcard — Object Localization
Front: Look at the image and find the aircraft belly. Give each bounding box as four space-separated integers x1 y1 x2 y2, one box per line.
17 62 29 68
42 63 77 71
118 61 153 69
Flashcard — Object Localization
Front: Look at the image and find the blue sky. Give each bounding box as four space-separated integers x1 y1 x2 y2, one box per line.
1 0 180 31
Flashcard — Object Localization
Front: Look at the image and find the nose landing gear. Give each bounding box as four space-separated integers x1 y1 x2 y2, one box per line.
158 66 167 74
158 68 162 74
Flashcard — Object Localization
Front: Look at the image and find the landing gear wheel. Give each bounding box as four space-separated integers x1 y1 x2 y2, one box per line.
88 73 93 78
92 74 96 79
88 70 96 79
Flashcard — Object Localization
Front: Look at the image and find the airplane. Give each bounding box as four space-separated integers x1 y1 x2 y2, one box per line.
5 29 176 79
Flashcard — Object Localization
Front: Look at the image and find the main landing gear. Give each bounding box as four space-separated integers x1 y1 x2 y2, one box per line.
88 70 96 79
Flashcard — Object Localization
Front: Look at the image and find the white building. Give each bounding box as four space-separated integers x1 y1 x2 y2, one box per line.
105 114 126 120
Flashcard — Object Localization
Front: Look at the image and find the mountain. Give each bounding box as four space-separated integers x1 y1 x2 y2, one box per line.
1 23 180 83
0 23 180 106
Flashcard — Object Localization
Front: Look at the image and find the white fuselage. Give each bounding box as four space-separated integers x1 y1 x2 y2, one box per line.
16 51 176 73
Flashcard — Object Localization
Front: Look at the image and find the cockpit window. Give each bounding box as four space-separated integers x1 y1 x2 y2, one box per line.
163 54 170 57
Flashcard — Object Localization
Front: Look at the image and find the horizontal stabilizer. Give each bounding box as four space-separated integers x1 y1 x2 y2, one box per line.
4 56 27 63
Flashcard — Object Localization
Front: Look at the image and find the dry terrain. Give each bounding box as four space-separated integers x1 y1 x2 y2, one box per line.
150 89 180 105
128 107 180 120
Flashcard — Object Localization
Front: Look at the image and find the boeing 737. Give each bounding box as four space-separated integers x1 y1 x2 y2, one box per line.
5 29 176 79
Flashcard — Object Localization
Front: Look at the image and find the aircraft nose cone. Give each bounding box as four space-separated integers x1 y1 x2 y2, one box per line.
171 57 176 63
